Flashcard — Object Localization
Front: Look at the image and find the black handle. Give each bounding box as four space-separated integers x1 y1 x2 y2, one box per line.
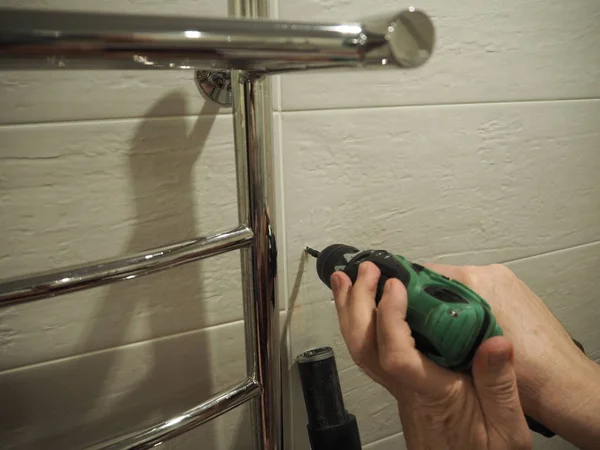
296 347 362 450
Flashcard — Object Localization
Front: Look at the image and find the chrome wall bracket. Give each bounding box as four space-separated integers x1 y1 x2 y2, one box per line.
196 70 233 106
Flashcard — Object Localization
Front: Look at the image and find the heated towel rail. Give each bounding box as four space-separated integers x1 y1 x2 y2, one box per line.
0 2 435 449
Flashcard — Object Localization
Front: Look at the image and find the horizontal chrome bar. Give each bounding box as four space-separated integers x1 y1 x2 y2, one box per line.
0 225 253 307
0 8 435 73
87 377 261 450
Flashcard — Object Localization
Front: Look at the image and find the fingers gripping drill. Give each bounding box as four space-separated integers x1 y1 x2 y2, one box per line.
306 243 585 438
306 244 500 370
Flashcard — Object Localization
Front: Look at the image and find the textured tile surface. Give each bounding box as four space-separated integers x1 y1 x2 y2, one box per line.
506 242 600 361
281 100 600 311
363 433 407 450
1 305 288 450
0 320 251 450
0 107 249 369
279 0 600 111
282 100 600 447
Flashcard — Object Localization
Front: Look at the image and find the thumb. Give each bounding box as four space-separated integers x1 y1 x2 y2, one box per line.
472 337 529 436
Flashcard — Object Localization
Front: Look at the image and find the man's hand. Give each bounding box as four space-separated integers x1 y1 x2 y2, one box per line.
423 262 600 450
331 262 532 450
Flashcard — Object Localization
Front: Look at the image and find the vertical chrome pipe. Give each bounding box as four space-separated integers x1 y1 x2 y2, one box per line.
233 76 280 448
231 0 280 449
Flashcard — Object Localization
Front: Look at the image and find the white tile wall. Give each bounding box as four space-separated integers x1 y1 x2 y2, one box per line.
1 0 599 450
362 432 407 450
278 0 600 111
281 101 600 314
0 320 251 449
0 111 246 370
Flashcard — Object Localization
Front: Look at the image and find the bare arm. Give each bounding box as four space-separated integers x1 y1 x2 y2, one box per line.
537 355 600 450
425 262 600 450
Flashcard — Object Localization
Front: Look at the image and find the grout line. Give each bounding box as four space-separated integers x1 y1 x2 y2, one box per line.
363 431 405 449
499 239 600 266
274 113 289 311
275 76 282 112
2 96 600 129
279 96 600 116
0 317 245 376
0 111 232 129
270 0 279 20
274 110 294 450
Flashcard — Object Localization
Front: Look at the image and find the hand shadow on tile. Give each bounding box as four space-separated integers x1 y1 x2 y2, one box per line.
1 92 227 450
81 93 221 448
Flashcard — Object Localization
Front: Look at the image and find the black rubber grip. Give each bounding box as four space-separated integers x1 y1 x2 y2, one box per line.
297 347 362 450
307 414 362 450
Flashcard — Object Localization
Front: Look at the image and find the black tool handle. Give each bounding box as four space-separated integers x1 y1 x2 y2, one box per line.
296 347 362 450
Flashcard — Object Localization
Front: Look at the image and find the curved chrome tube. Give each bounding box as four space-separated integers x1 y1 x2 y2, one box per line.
0 8 435 73
0 5 435 450
0 225 253 306
86 377 261 450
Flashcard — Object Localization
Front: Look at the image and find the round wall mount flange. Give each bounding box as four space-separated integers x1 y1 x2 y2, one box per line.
195 70 232 106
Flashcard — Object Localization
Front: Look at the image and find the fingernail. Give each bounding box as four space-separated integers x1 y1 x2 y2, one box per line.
358 261 370 275
330 274 340 293
383 278 394 293
487 350 509 372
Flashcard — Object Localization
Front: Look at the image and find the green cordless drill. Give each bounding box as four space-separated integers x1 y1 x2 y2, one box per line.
306 244 500 371
306 243 585 438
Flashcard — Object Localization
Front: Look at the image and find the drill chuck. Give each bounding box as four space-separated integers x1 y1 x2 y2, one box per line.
315 244 359 288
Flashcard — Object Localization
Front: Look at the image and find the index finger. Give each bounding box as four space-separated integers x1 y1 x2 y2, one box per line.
331 270 353 312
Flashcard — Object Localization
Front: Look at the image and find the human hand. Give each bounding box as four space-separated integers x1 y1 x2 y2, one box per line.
422 262 600 449
331 262 532 450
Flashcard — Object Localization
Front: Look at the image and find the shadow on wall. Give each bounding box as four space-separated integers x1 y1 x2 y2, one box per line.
0 92 255 449
72 93 218 449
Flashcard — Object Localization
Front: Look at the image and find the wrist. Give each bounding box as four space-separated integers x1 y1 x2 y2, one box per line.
534 356 600 449
395 386 485 450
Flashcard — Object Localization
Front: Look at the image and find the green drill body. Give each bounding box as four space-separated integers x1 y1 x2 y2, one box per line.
391 254 502 370
309 243 578 437
310 244 502 371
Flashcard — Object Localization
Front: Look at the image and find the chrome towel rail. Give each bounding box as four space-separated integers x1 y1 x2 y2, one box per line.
0 3 435 450
0 8 434 73
86 378 262 450
0 225 253 306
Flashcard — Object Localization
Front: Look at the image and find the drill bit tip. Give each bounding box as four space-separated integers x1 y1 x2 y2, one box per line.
304 246 320 258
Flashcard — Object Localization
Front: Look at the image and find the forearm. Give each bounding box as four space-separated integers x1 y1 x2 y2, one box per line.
533 357 600 450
